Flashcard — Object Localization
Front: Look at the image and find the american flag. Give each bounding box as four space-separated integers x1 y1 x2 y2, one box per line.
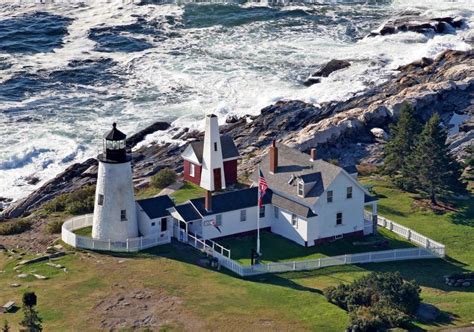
258 169 268 207
210 217 222 233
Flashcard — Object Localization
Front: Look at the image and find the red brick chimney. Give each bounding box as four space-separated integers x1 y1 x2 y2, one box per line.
205 190 212 211
269 139 278 174
310 148 317 161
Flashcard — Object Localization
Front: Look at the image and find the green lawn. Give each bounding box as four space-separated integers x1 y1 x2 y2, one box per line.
218 228 415 265
170 181 206 204
0 176 472 331
74 226 92 237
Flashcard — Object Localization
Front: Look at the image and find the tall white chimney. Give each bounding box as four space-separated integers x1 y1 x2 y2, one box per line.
200 114 226 191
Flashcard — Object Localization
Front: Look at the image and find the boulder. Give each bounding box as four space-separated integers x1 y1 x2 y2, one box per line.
370 128 389 140
303 77 321 86
312 59 351 78
368 16 465 37
24 175 40 186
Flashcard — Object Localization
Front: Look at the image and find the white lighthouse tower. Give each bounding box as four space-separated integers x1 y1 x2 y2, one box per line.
200 114 226 192
92 123 138 241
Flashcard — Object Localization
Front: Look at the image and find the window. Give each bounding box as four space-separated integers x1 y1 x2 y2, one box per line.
259 206 265 218
346 187 353 199
151 222 156 227
98 194 104 206
214 142 218 151
336 212 343 225
297 181 304 197
120 210 127 221
240 209 246 222
161 218 167 232
291 214 298 227
274 206 279 219
190 163 195 177
216 214 222 226
327 190 333 203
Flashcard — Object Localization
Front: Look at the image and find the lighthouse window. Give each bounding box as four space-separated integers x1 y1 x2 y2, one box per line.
190 163 195 177
98 194 104 206
214 142 218 151
120 210 127 221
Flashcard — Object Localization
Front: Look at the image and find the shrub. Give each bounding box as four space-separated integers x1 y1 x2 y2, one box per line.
151 168 177 189
0 219 32 235
42 186 95 215
46 220 64 234
324 272 420 331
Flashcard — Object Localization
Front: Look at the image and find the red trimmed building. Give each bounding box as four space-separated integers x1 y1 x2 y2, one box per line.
181 115 240 191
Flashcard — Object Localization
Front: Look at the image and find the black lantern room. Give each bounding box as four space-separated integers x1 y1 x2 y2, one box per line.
99 123 131 163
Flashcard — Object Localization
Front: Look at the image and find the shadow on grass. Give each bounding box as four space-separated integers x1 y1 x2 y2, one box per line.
216 229 414 264
450 197 474 227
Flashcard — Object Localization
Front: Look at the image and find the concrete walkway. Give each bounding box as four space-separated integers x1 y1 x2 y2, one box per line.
157 181 183 197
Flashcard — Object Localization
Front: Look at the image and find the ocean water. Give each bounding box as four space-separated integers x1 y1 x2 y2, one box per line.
0 0 472 202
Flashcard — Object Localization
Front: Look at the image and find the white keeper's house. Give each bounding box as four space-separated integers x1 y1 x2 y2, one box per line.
87 114 378 248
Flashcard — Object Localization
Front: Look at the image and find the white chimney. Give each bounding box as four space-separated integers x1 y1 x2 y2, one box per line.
199 114 226 191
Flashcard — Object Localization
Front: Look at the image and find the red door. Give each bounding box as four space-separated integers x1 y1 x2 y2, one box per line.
213 168 222 191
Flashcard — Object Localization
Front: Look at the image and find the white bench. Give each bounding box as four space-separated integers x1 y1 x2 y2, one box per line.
0 301 15 313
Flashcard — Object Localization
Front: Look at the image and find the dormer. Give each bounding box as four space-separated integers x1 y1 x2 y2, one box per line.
296 172 320 198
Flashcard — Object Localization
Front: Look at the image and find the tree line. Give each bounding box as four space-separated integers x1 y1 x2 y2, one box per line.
383 102 467 204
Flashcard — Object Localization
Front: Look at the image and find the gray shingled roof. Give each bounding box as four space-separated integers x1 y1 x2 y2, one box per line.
299 172 321 183
174 203 202 222
189 135 240 163
190 187 271 217
364 194 379 203
137 195 175 219
252 144 343 206
271 193 317 218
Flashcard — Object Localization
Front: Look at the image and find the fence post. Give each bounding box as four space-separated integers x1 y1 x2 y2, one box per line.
369 252 372 262
407 229 411 241
126 239 129 252
344 254 347 264
293 261 296 271
108 240 111 250
140 237 143 249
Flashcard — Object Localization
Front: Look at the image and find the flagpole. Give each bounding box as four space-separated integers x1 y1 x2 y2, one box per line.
257 165 261 255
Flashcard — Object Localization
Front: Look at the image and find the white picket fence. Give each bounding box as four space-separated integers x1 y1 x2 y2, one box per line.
62 214 171 252
204 215 446 277
187 233 231 259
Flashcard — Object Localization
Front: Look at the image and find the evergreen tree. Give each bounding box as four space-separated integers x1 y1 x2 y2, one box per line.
383 102 421 190
20 292 42 332
465 144 474 178
412 113 465 203
2 320 10 332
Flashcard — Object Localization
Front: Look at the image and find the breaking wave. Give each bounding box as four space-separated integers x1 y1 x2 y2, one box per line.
0 0 472 201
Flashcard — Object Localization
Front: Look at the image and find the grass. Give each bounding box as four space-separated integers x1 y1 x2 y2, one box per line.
74 226 92 237
218 228 414 265
170 181 206 204
0 176 473 331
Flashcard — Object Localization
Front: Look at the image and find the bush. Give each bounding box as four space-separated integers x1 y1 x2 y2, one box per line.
324 272 421 331
151 168 177 189
42 186 95 215
45 220 64 234
0 219 32 235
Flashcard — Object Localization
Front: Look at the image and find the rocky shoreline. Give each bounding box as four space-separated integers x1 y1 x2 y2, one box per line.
1 49 473 219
